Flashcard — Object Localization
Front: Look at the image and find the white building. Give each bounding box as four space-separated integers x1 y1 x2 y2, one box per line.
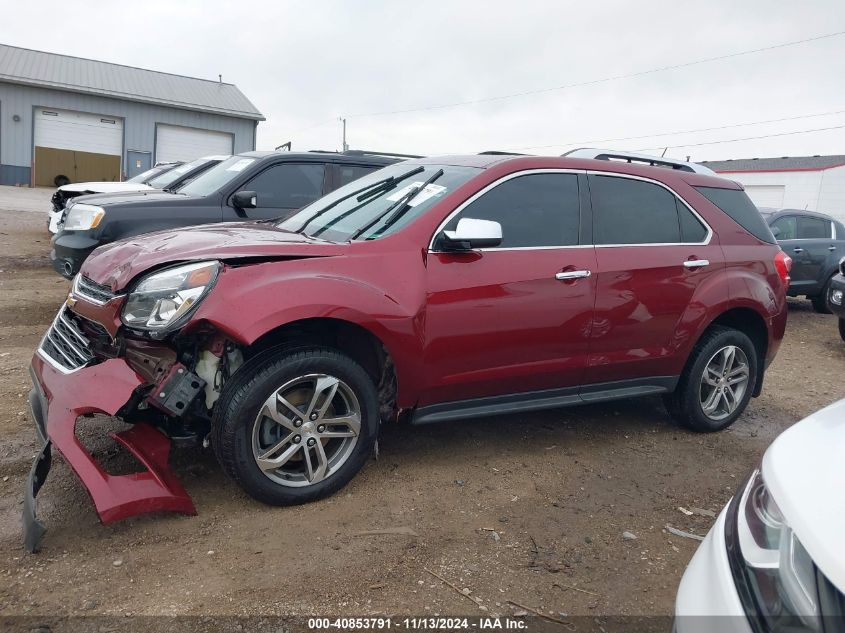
700 155 845 222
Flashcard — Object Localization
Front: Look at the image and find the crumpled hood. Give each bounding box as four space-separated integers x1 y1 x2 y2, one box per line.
81 222 347 291
60 182 154 195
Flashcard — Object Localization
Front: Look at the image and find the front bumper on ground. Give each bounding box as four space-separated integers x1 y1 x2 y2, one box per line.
24 351 196 552
674 506 753 633
50 230 101 278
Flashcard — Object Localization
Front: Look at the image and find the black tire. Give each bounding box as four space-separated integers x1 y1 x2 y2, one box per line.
839 318 845 342
811 277 834 314
212 346 378 506
54 175 70 187
663 326 758 432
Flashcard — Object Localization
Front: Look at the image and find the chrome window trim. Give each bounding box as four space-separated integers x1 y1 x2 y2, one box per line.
427 168 713 253
428 168 586 252
586 170 712 247
771 214 836 240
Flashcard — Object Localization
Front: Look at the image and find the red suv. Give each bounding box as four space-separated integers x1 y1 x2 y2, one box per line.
25 149 790 550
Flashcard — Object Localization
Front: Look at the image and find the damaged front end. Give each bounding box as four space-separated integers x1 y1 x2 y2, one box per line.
25 262 243 552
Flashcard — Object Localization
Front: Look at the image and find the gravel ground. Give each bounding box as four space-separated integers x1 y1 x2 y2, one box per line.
0 196 843 623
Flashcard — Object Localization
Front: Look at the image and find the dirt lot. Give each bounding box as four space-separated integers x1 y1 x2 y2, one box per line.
0 191 843 622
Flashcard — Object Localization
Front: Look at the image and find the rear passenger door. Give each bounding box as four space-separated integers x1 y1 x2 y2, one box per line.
584 173 723 387
224 162 327 221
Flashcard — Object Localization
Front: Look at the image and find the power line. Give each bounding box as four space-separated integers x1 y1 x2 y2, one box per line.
348 30 845 118
507 107 845 151
633 124 845 152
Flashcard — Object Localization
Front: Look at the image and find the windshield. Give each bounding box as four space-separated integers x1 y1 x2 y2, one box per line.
279 163 480 241
147 158 212 190
178 155 256 197
127 164 173 184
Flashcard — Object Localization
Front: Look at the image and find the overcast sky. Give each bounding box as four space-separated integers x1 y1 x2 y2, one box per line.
5 0 845 162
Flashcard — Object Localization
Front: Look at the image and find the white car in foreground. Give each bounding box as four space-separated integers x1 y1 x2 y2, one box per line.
675 398 845 632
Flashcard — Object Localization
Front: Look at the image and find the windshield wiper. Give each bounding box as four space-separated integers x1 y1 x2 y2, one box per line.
350 169 444 241
292 166 424 233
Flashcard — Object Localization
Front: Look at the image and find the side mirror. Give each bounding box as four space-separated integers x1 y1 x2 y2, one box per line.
232 190 257 210
440 218 502 250
770 226 781 238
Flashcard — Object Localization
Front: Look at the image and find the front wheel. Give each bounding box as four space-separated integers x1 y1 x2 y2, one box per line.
663 326 757 432
212 347 378 505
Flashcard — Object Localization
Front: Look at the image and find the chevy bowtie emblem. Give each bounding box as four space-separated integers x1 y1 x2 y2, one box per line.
66 294 77 308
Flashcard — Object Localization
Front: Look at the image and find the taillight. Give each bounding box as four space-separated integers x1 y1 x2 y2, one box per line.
774 250 792 288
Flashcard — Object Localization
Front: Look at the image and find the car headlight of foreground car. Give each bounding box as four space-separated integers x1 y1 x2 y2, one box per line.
726 468 843 632
63 203 105 230
121 261 220 332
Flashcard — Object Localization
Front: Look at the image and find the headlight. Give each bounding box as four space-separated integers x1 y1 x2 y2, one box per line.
727 468 821 632
63 203 105 230
121 261 220 332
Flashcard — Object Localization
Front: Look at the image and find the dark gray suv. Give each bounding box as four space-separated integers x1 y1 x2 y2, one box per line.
761 208 845 312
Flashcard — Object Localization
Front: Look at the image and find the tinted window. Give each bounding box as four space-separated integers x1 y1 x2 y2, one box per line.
798 216 831 239
770 215 797 240
678 200 708 243
243 163 325 209
591 176 680 244
444 173 580 247
338 164 379 187
695 186 776 244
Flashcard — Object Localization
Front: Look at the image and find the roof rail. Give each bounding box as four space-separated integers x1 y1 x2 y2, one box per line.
308 149 423 159
478 150 530 156
343 149 424 159
562 148 716 176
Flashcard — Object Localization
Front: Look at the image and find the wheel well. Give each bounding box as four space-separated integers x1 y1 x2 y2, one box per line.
246 318 398 420
706 308 768 395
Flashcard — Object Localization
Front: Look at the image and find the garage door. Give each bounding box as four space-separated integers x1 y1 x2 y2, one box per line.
744 185 786 208
155 125 233 163
33 108 123 186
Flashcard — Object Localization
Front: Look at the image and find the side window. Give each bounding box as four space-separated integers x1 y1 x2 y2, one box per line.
797 216 831 239
591 175 681 244
677 200 708 243
241 163 326 209
444 173 580 248
771 216 797 240
338 164 379 187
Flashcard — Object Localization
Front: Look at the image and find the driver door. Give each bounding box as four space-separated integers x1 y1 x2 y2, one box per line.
224 162 328 221
420 171 597 406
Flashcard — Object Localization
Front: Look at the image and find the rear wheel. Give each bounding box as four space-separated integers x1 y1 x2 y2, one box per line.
212 347 378 505
811 276 834 314
663 326 757 432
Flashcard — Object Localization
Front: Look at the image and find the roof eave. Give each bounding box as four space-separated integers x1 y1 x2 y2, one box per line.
0 75 265 121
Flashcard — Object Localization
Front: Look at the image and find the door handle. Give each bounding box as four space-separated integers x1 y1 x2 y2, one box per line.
555 270 591 281
829 245 837 252
683 259 710 269
793 247 804 254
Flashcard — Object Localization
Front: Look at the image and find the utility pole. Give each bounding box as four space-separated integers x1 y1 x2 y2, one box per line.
339 117 348 152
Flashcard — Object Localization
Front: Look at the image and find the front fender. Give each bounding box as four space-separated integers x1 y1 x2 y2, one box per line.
187 259 426 406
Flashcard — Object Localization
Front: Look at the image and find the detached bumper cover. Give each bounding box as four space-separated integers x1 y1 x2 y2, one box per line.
24 353 196 552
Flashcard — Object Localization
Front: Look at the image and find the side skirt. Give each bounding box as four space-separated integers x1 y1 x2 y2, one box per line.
410 376 678 425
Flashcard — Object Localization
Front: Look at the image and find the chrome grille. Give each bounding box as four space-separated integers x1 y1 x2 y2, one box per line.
39 307 96 372
75 275 118 304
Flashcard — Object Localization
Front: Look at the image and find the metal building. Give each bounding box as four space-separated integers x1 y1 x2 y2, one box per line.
0 43 264 187
701 155 845 222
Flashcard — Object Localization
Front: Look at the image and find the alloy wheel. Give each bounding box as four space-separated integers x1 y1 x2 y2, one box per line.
698 345 750 421
251 373 361 487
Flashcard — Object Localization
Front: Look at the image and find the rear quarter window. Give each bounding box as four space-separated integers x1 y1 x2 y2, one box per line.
695 186 776 244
